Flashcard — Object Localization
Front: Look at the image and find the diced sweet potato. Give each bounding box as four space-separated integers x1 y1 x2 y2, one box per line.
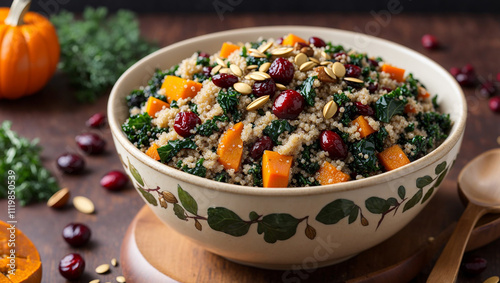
381 64 406 82
378 145 411 171
161 75 202 103
262 150 293 188
352 116 376 138
219 42 240 58
316 161 350 185
145 96 169 117
217 122 244 171
145 143 161 161
282 33 307 46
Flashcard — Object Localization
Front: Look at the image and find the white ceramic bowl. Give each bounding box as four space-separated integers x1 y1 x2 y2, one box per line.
108 26 466 269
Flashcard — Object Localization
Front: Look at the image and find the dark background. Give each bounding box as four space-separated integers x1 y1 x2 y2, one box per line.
27 0 500 15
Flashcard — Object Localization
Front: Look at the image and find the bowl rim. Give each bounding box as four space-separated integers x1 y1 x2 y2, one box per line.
108 25 467 197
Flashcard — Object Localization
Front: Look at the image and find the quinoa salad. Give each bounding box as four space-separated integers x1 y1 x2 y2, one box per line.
121 33 452 188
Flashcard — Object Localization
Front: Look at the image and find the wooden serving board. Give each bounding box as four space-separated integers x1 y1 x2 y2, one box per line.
121 192 500 283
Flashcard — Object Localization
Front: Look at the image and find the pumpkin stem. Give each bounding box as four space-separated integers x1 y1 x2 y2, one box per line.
4 0 32 26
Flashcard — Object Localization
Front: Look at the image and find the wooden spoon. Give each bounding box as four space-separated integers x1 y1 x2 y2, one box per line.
427 148 500 282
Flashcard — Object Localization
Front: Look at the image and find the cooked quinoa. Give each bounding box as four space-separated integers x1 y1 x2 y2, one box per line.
122 34 452 187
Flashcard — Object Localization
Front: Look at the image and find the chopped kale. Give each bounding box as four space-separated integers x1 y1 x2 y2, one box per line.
170 100 179 108
407 135 428 161
406 73 420 97
362 66 371 77
193 72 210 83
157 138 197 163
121 113 167 148
432 95 439 109
182 158 207 177
417 112 451 148
298 143 320 174
295 174 320 187
350 138 379 175
257 109 265 116
196 115 228 136
333 93 350 106
215 171 229 183
189 101 199 115
374 87 409 123
240 46 247 57
125 68 170 109
333 93 357 126
349 53 366 67
405 123 415 133
246 56 269 67
299 76 317 106
263 120 296 145
248 162 263 187
373 127 388 152
324 42 345 54
217 87 241 121
196 53 210 66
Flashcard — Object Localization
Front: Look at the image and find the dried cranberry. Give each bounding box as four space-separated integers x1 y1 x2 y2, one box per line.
367 83 378 94
250 136 274 160
268 57 295 85
59 253 85 280
333 52 346 59
86 113 106 128
75 133 106 155
272 90 305 120
319 131 348 160
355 102 375 116
309 36 326 48
275 37 283 45
252 79 276 97
63 223 91 247
198 52 210 58
344 64 362 78
462 256 487 276
100 170 129 191
202 66 213 77
456 73 476 87
462 63 475 75
174 112 201 137
421 34 439 50
490 97 500 113
450 67 461 77
57 153 85 174
497 73 500 82
368 59 379 69
479 81 496 97
212 73 238 88
381 87 393 92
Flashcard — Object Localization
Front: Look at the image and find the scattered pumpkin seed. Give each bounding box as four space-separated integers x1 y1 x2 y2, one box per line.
246 95 270 111
248 73 266 81
211 65 222 75
271 47 293 56
332 62 346 78
484 276 500 283
216 57 226 67
248 48 260 53
299 61 316 72
321 51 331 60
218 68 230 74
47 187 70 208
230 64 243 76
258 41 273 53
246 64 258 70
111 258 118 267
253 71 271 79
324 67 336 80
322 101 338 119
258 62 271 73
427 236 435 243
244 75 252 80
233 82 252 94
89 280 100 283
344 77 364 84
95 264 110 274
320 61 332 66
249 49 266 58
294 53 308 66
73 196 95 214
116 276 126 283
276 83 286 90
309 57 320 64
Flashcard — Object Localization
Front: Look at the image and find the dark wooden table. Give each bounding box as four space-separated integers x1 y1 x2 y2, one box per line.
1 13 499 283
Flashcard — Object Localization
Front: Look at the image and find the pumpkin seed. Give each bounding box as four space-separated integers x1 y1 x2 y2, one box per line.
324 67 336 80
258 41 273 53
89 280 100 283
344 77 364 84
246 95 270 111
216 57 226 67
347 49 356 55
309 57 320 64
233 82 252 94
320 61 332 66
248 72 270 81
323 101 338 119
299 61 316 72
248 48 260 53
95 264 110 274
253 71 271 79
116 276 127 283
484 276 500 283
332 62 346 78
47 187 70 208
249 49 266 58
111 258 118 267
246 64 258 70
218 68 230 74
321 51 331 60
258 62 271 73
244 75 252 80
230 64 243 76
271 47 293 56
211 65 222 75
294 53 308 66
73 196 95 214
276 83 287 90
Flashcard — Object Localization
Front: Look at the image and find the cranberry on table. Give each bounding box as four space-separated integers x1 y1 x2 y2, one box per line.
59 253 85 280
421 34 439 50
319 130 348 160
272 90 305 120
86 113 106 128
57 153 85 174
344 64 362 78
212 73 238 88
100 170 129 191
456 73 476 87
489 97 500 113
462 63 475 75
174 111 201 137
309 36 326 48
250 136 274 160
355 102 375 116
268 57 295 85
461 256 487 276
497 73 500 82
450 67 461 77
75 133 106 155
479 81 496 97
62 223 91 247
252 79 276 97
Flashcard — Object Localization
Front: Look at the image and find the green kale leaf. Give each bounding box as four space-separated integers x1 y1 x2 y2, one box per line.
248 162 263 187
263 120 296 145
157 138 197 163
217 87 241 121
299 76 317 106
196 115 228 136
297 143 320 174
350 138 379 175
374 88 408 123
121 113 167 148
182 158 207 177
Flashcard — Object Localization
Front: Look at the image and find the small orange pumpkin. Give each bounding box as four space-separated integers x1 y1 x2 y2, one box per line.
0 0 60 99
